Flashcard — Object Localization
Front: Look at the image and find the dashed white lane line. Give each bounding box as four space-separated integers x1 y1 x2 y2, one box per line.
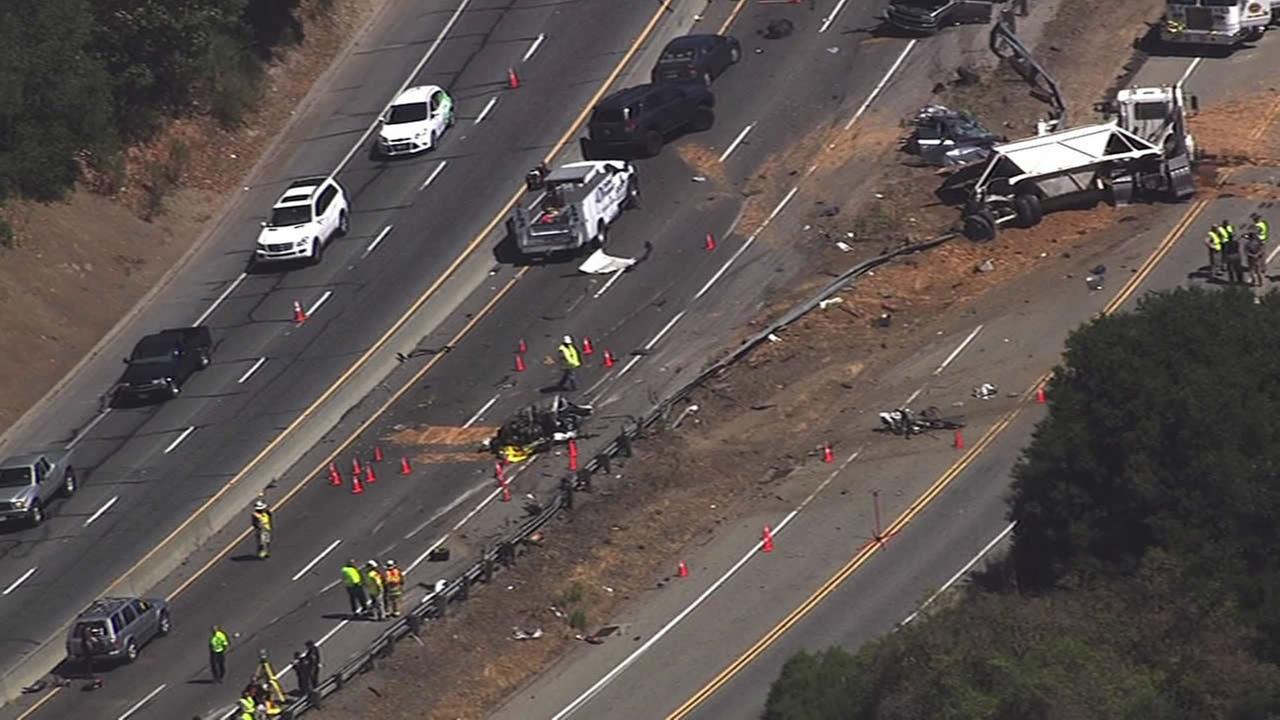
933 324 984 376
292 539 342 582
117 684 166 720
2 567 36 595
522 32 546 62
464 394 500 428
194 273 248 327
900 522 1016 627
476 96 499 125
551 450 862 720
419 161 448 191
67 409 111 449
818 0 852 33
593 266 627 299
163 426 196 454
845 39 917 130
237 357 267 384
718 122 756 162
693 185 799 301
306 290 334 317
364 225 394 257
84 496 119 527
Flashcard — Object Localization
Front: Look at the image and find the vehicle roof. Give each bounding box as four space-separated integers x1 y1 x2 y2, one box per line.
598 84 660 108
391 85 443 105
276 177 328 207
663 34 722 51
0 452 48 467
547 164 594 183
78 597 139 618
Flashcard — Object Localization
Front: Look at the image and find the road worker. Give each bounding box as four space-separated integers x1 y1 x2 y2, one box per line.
237 693 255 720
209 624 230 684
1206 223 1224 277
383 560 404 617
251 500 272 559
302 639 322 689
556 335 582 391
1223 225 1245 285
363 560 385 620
293 650 315 698
340 559 367 617
1247 231 1266 287
1253 212 1270 244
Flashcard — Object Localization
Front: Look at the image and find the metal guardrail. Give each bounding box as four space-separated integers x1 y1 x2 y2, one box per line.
248 233 955 719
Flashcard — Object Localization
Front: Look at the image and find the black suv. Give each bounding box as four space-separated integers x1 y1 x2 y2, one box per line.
111 326 213 406
581 84 715 159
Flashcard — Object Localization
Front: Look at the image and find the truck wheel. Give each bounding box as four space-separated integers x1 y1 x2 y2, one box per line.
580 137 596 161
157 612 172 637
963 212 997 242
337 210 350 237
1013 193 1043 228
623 177 640 210
310 238 325 266
61 467 77 498
690 107 715 133
593 221 608 250
124 639 139 663
198 350 211 369
643 131 664 158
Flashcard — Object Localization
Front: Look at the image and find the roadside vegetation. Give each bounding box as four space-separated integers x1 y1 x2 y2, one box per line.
765 288 1280 719
0 0 310 204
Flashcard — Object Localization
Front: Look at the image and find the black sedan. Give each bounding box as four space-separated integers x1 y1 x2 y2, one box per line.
650 34 741 86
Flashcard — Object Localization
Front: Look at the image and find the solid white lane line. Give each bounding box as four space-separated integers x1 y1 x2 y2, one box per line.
364 225 394 256
66 409 112 449
292 539 342 582
237 357 267 384
593 266 627 299
523 32 546 62
933 325 984 376
900 522 1016 627
84 496 119 527
117 684 166 720
419 161 448 191
845 39 918 130
1267 241 1280 265
2 567 36 595
317 620 349 647
718 122 756 162
819 0 852 33
327 0 474 180
306 290 334 317
163 426 196 454
194 273 248 327
405 480 490 541
476 97 499 124
902 388 923 407
645 310 688 351
1177 57 1202 88
693 186 799 301
463 394 500 428
552 451 862 719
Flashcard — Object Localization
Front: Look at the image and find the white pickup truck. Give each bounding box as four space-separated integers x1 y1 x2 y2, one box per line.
507 161 639 258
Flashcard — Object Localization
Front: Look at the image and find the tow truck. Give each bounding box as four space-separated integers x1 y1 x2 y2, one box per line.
1159 0 1271 48
507 161 639 258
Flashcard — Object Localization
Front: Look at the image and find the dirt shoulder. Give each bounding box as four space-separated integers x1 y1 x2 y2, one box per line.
0 0 385 433
303 1 1195 719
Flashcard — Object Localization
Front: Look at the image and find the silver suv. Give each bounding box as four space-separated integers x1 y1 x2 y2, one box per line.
66 597 171 665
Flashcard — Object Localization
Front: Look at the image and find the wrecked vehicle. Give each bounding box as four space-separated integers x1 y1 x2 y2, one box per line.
508 161 638 259
483 397 593 463
904 105 1001 166
877 407 965 437
885 0 996 34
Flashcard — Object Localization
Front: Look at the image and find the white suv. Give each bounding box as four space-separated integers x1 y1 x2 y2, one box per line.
254 176 349 265
375 85 455 157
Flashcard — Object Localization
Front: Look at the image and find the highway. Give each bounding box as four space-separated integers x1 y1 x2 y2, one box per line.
485 25 1280 720
0 0 942 717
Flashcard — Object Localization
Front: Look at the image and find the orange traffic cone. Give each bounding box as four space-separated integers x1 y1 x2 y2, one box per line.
515 353 526 372
507 66 520 89
373 446 384 463
327 462 341 486
567 439 579 471
499 478 512 502
953 430 965 450
293 300 308 325
602 350 615 368
365 464 377 484
352 456 362 478
351 472 365 495
581 336 594 355
1035 386 1047 404
677 561 689 578
822 444 834 463
705 232 716 251
761 525 774 553
517 338 527 353
495 460 505 483
399 457 412 475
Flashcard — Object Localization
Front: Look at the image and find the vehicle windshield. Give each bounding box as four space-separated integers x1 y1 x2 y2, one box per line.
269 205 311 227
592 107 630 123
387 102 429 124
1201 0 1239 6
1133 102 1169 121
0 467 33 487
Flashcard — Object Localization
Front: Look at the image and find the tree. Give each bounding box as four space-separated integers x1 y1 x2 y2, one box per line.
1008 287 1280 656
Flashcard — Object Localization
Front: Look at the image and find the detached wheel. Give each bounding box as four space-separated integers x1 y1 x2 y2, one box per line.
642 130 664 158
963 212 997 242
61 467 77 498
593 221 608 250
689 107 715 133
1013 193 1043 227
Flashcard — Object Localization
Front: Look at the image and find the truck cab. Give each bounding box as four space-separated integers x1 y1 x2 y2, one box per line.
1097 85 1199 161
1161 0 1270 46
0 451 77 526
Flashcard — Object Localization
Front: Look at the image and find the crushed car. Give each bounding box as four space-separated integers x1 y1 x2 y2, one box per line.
482 397 594 463
904 105 1001 166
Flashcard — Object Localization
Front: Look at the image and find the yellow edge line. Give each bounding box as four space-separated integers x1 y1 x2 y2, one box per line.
667 67 1280 720
13 4 677 716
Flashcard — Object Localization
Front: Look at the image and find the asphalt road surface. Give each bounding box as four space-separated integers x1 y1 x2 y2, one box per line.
481 30 1280 720
0 0 940 717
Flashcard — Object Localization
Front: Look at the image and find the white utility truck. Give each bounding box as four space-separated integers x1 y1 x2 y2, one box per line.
507 161 639 258
1160 0 1271 47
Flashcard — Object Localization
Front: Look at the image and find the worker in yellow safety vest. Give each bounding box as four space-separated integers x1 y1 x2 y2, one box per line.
1206 224 1225 277
237 693 255 720
1252 212 1270 244
209 625 230 684
341 559 367 617
383 560 404 617
556 335 582 392
251 500 272 559
363 560 385 620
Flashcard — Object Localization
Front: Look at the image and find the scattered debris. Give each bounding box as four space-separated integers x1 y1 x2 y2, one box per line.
826 46 840 54
874 312 893 328
818 297 844 310
818 206 841 217
972 383 998 400
483 396 593 462
835 241 853 252
511 627 544 641
1085 274 1105 291
762 19 795 39
580 625 622 645
766 333 783 343
691 175 707 183
975 259 996 273
904 105 1000 167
